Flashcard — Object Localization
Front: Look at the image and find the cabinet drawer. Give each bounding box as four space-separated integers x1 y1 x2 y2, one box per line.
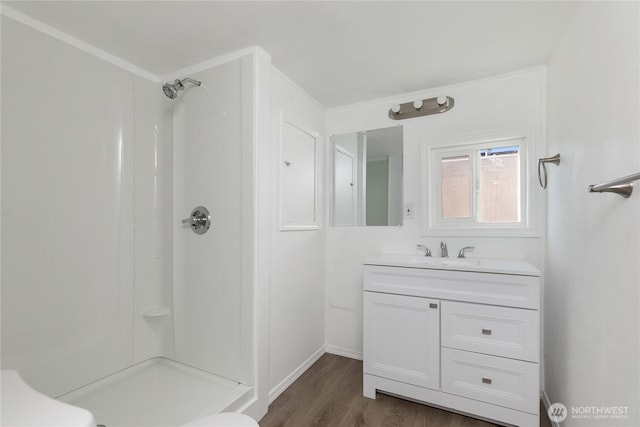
441 301 539 362
363 266 540 309
441 348 539 414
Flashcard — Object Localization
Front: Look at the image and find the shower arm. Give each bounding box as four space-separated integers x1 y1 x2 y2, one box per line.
180 78 201 87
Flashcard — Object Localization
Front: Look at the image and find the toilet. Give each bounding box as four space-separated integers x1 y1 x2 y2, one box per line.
1 370 95 427
182 413 259 427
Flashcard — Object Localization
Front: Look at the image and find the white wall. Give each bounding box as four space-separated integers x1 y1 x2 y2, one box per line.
326 68 547 358
0 15 168 396
545 2 640 425
250 47 273 421
268 68 326 402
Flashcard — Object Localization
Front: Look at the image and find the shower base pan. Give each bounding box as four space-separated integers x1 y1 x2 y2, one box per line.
57 358 251 427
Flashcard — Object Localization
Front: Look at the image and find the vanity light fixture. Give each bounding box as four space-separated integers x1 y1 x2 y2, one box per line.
389 96 454 120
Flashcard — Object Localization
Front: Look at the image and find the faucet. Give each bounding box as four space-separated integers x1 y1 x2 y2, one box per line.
440 241 448 258
416 244 431 257
458 246 475 258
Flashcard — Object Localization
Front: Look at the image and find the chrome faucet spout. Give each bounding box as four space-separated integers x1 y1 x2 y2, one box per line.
440 241 448 258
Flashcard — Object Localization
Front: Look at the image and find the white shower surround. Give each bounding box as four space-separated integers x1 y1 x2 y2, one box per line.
1 14 262 425
172 54 254 388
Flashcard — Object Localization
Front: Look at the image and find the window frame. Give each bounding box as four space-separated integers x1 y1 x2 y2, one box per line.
421 129 541 237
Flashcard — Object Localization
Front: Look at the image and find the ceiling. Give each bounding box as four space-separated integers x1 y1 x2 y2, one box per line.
2 1 579 107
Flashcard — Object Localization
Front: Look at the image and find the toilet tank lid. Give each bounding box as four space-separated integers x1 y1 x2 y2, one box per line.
1 370 96 427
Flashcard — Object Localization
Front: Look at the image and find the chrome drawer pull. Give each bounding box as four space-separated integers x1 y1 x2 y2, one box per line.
482 328 492 335
482 377 492 385
429 303 438 309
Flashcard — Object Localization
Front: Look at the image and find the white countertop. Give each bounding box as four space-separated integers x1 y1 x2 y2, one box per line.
363 254 541 277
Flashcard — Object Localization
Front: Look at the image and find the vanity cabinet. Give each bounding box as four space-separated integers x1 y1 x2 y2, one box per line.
363 259 541 427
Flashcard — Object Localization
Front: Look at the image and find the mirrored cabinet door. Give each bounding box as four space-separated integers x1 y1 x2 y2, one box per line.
331 126 403 226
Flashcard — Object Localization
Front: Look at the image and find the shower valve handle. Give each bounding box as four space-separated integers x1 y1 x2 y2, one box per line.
181 216 206 226
181 206 212 235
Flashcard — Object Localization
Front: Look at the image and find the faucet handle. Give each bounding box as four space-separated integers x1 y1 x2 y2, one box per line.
457 246 475 258
416 244 432 257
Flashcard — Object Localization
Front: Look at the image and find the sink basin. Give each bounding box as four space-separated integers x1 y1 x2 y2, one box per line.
364 254 541 276
408 256 479 268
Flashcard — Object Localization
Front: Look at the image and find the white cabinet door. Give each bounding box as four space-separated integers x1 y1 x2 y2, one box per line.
280 116 319 230
363 292 440 390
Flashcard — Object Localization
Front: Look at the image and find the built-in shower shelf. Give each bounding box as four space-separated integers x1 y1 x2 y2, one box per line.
142 305 171 319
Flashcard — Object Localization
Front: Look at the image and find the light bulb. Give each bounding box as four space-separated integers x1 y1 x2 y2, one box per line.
413 100 423 110
437 96 447 105
391 104 401 114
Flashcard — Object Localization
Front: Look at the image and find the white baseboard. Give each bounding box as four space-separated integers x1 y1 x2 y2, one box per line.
325 345 363 360
267 346 325 405
542 390 560 427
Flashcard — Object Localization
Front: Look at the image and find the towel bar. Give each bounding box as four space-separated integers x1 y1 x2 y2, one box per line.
589 172 640 198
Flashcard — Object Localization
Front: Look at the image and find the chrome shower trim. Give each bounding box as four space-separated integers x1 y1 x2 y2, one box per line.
179 78 201 87
162 77 202 99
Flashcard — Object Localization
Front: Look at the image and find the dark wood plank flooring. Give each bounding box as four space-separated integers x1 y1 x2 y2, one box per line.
259 353 550 427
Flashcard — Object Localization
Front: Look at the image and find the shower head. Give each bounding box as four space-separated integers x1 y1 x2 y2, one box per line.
162 78 201 99
162 81 181 99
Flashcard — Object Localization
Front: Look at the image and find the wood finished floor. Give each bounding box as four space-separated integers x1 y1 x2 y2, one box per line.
259 353 551 427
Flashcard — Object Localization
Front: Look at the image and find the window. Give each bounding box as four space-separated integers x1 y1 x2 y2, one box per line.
422 133 538 236
441 155 471 219
478 146 520 223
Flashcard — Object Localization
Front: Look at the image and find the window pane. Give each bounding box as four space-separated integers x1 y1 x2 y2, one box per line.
441 155 470 218
479 146 520 223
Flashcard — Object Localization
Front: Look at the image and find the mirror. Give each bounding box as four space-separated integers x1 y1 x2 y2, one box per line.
331 126 403 226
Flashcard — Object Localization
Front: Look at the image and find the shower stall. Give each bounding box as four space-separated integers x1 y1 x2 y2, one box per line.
1 15 258 427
